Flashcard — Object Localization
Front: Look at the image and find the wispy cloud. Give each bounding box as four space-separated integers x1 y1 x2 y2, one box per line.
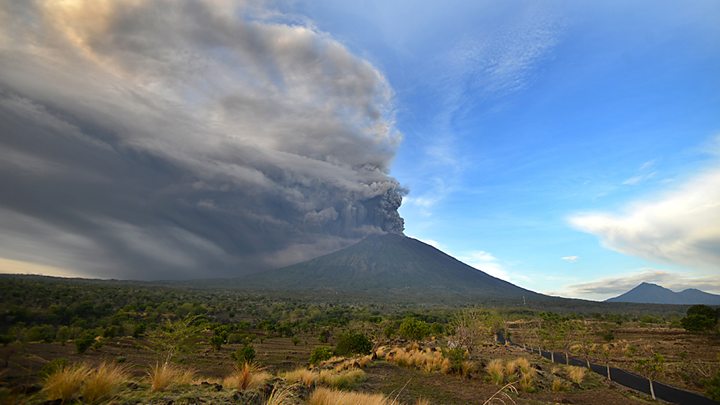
561 255 579 263
569 163 720 271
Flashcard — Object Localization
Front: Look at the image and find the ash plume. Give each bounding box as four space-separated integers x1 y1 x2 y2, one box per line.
0 0 405 279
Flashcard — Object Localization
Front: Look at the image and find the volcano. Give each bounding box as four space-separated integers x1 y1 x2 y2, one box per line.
236 233 544 302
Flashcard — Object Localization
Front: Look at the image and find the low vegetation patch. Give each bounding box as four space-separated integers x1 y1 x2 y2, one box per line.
42 363 92 402
309 387 393 405
81 362 130 404
223 362 271 391
148 361 195 392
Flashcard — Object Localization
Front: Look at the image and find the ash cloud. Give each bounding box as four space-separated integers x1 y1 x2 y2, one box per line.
0 0 405 279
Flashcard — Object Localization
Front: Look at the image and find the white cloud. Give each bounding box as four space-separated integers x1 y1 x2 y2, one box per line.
569 166 720 271
561 255 579 263
457 250 510 281
556 268 720 300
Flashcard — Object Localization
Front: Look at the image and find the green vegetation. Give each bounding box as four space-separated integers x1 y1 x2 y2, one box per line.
681 305 718 332
309 346 333 365
335 332 372 356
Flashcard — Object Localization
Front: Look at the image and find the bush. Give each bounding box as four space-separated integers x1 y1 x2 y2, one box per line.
707 371 720 401
398 318 431 341
75 332 96 354
232 344 256 366
310 346 334 365
442 347 466 374
27 325 56 343
334 332 372 356
681 305 718 332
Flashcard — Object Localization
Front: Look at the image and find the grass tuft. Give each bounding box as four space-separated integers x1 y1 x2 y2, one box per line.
309 387 392 405
319 368 367 389
567 366 586 385
266 384 295 405
552 378 567 392
148 361 195 392
82 362 130 404
223 362 270 391
486 359 505 385
42 363 92 402
282 367 318 387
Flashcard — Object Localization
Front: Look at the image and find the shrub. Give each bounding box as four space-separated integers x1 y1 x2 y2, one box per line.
309 387 391 405
75 332 96 354
81 362 130 404
442 347 466 374
398 318 431 341
42 363 92 402
27 324 56 343
706 371 720 401
310 346 334 365
232 344 256 366
335 332 372 356
39 358 68 379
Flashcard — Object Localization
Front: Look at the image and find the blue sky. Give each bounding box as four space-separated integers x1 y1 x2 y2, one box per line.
1 1 718 300
284 0 720 299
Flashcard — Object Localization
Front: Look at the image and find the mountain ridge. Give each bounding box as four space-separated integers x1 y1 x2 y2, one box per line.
606 282 720 305
232 233 545 302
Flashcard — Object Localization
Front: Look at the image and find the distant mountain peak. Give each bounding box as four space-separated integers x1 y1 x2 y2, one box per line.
607 282 720 305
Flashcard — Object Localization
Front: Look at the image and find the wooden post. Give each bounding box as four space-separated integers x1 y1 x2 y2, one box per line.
649 378 655 400
606 364 611 381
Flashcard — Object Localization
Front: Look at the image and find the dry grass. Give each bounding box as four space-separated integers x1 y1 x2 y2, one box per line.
384 347 445 374
486 359 505 385
148 361 195 392
567 366 586 384
461 360 476 377
266 385 295 405
42 363 92 402
223 362 271 391
518 367 536 392
81 362 130 404
552 378 567 392
282 367 318 387
309 387 393 405
415 398 431 405
319 368 367 389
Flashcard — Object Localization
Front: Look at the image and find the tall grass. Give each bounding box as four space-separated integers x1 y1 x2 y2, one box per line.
282 367 318 387
148 361 195 392
42 363 92 402
82 362 130 403
309 387 393 405
319 368 367 389
486 359 505 385
266 385 294 405
223 362 271 391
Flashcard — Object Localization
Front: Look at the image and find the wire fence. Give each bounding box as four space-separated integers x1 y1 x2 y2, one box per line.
497 333 719 405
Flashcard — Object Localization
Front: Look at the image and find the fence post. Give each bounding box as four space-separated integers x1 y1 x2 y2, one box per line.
649 378 655 400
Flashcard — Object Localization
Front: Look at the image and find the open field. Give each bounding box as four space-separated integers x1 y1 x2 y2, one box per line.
1 275 718 404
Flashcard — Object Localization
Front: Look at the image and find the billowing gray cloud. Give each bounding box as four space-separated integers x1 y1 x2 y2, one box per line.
0 0 405 279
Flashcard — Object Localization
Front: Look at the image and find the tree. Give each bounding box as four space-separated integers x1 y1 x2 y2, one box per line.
450 309 503 354
681 305 718 332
